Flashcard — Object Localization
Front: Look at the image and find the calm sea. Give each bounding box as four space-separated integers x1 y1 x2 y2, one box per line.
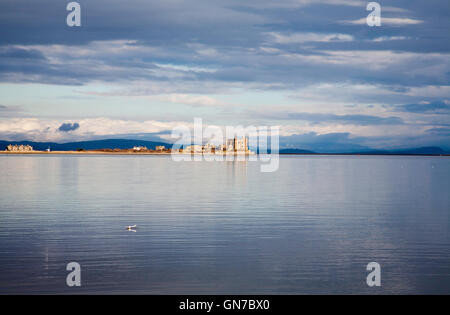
0 155 449 294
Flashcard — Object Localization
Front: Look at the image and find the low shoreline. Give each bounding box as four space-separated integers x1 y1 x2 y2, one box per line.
0 151 448 156
0 151 172 155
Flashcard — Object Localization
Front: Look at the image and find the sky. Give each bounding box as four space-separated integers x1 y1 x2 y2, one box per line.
0 0 449 152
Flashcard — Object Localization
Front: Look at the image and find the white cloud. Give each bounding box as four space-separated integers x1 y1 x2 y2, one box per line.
267 32 354 44
280 50 450 72
342 17 423 25
243 0 365 9
371 36 409 42
0 114 444 150
279 123 426 138
0 118 184 142
150 94 229 107
405 86 450 98
154 63 216 73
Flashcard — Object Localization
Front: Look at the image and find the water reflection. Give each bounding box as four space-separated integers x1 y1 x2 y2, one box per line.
0 155 449 294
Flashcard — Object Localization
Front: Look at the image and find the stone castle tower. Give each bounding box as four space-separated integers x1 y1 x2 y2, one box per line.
226 136 248 152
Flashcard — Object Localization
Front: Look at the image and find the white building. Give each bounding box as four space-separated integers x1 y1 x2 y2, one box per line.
225 137 249 152
182 137 250 154
184 145 203 153
216 144 226 153
133 146 148 151
203 143 215 153
6 144 33 152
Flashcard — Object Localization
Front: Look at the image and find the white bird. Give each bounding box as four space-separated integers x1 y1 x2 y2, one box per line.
126 225 137 230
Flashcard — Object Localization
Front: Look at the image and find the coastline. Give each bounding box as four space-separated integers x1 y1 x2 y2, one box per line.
0 151 448 156
0 151 173 155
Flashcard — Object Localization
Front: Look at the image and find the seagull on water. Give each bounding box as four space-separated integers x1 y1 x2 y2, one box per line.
126 225 137 231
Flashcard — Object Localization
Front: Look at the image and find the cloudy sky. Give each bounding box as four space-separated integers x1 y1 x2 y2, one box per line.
0 0 449 151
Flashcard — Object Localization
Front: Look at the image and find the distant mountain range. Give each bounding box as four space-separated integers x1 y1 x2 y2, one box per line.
279 146 448 155
278 148 316 154
353 146 448 155
0 139 448 155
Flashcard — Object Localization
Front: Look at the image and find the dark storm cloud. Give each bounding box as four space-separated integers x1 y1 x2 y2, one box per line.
58 122 80 132
0 0 267 46
261 112 404 125
395 101 450 114
0 0 448 88
0 47 45 60
426 127 450 136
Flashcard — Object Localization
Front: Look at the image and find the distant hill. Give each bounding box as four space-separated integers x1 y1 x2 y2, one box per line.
278 146 448 155
357 146 447 155
279 148 316 154
393 146 448 155
0 139 171 151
